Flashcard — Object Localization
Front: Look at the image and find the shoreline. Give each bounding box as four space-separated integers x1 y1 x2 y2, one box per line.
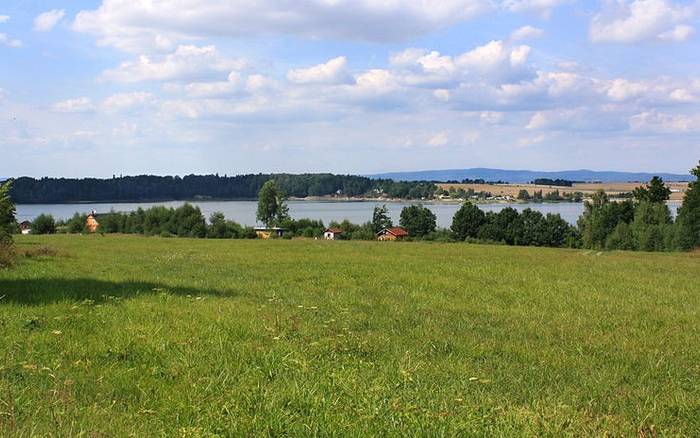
14 196 684 207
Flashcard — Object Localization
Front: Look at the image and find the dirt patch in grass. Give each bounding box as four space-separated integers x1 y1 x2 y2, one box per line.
16 245 59 258
0 241 14 268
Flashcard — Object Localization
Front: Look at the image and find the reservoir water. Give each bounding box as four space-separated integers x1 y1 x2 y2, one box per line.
16 200 682 228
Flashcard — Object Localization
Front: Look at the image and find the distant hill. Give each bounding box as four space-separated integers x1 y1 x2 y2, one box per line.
368 168 692 183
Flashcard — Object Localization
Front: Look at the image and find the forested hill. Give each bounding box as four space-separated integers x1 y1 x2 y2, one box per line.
9 174 437 204
369 168 691 183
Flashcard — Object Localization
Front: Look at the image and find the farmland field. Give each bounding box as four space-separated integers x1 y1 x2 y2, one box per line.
1 235 700 436
438 181 689 200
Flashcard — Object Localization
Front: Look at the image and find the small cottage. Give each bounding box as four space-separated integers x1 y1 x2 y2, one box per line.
376 227 409 241
323 227 343 240
86 214 100 233
19 221 32 235
254 227 287 239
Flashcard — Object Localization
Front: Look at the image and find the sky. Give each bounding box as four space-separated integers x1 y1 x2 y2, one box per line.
1 0 700 178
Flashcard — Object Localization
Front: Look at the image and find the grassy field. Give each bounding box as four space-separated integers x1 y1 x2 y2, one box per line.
1 235 699 436
438 182 689 200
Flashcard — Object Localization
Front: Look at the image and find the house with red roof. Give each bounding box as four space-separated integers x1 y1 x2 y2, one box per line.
376 227 409 241
323 227 344 240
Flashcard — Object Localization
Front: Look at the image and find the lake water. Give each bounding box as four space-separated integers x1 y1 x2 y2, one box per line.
16 200 682 228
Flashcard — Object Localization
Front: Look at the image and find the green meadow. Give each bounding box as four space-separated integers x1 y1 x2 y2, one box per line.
1 235 699 436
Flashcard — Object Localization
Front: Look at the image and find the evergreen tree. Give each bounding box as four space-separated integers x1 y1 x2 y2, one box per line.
0 181 16 244
675 161 700 250
633 176 672 203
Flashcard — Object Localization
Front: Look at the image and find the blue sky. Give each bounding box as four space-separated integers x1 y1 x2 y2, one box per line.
2 0 700 177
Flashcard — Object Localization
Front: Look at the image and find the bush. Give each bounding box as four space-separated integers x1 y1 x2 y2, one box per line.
605 222 636 250
32 214 56 235
66 213 88 233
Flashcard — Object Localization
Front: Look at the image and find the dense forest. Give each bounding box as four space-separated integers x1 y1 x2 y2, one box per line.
7 174 438 204
531 178 578 187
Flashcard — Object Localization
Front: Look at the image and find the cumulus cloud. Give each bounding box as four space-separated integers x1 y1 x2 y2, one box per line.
428 131 450 147
0 33 22 48
590 0 696 43
510 25 545 41
101 45 246 82
389 40 533 88
101 92 155 112
0 17 21 48
52 97 95 113
73 0 495 52
527 107 629 132
629 110 700 133
657 23 695 41
34 9 66 32
287 57 352 85
503 0 570 18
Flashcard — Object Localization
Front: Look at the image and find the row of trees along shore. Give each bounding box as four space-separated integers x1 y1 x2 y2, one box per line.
8 174 437 203
1 162 699 256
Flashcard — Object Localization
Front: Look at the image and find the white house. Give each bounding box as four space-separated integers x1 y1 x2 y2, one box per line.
19 221 32 235
323 227 343 240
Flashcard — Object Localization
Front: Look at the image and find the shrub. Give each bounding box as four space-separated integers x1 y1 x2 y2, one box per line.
32 214 56 235
606 222 636 250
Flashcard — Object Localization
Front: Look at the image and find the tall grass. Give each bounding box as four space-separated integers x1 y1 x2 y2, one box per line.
1 234 699 436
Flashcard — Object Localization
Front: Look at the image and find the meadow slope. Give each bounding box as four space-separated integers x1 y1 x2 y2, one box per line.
1 235 699 436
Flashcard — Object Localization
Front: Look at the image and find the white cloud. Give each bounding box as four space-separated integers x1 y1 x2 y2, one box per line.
480 111 504 125
0 15 9 24
73 0 495 52
389 40 533 88
0 33 22 48
428 131 449 146
101 45 246 82
510 25 544 41
657 23 695 41
669 87 698 102
527 107 629 132
287 57 352 85
590 0 696 43
630 110 700 133
503 0 569 18
52 97 95 113
101 92 155 112
34 9 66 32
433 89 451 102
606 78 648 101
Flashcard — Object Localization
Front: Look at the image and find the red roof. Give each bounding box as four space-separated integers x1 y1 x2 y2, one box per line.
325 227 343 234
380 227 408 237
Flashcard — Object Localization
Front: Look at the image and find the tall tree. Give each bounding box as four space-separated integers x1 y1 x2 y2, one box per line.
633 176 671 203
675 161 700 250
372 204 393 233
256 180 289 227
451 202 486 240
399 205 436 237
0 180 16 243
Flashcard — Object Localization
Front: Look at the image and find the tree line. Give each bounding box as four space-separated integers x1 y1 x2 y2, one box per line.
2 161 699 253
531 178 578 187
7 174 438 204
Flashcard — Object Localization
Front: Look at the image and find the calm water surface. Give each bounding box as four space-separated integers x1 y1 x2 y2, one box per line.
16 200 682 228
